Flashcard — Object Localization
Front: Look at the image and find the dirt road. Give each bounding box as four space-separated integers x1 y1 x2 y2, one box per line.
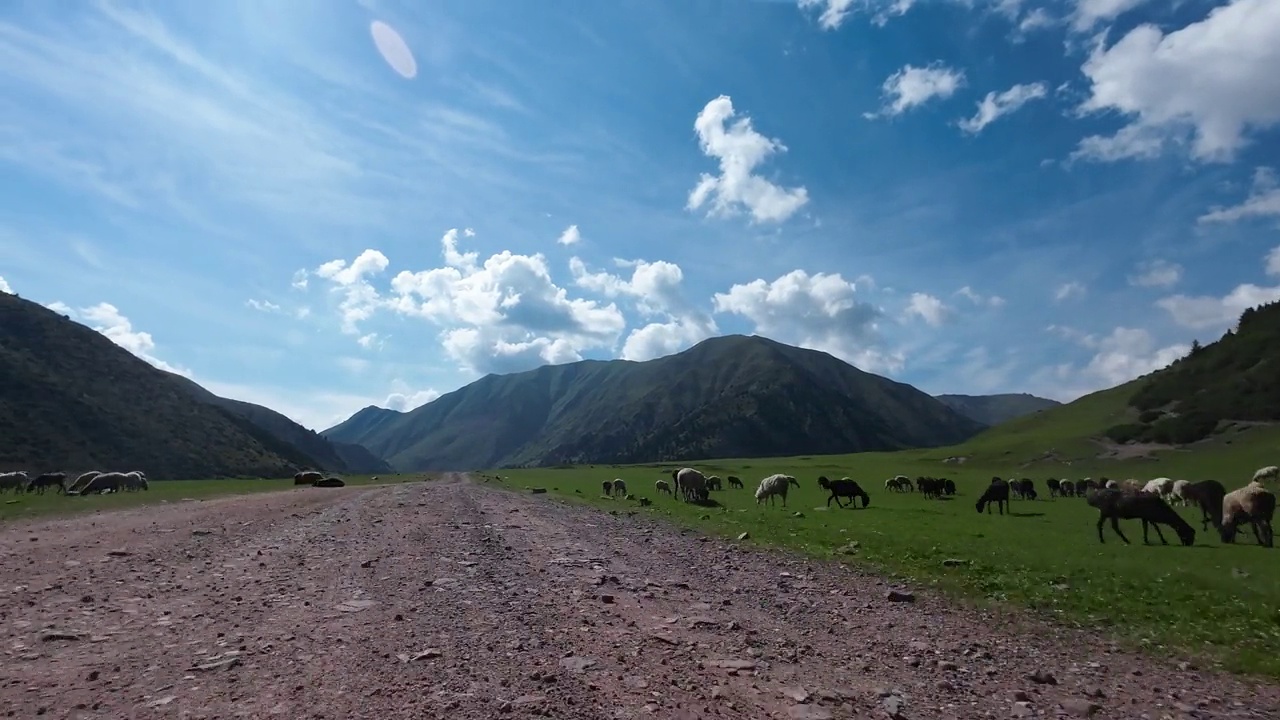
1 474 1276 719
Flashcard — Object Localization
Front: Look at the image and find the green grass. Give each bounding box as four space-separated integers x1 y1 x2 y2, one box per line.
0 474 432 522
490 443 1280 680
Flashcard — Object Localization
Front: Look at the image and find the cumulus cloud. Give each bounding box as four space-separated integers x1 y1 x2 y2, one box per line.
0 275 10 294
1157 284 1280 332
382 388 439 412
1069 0 1151 33
865 63 966 119
57 302 192 377
903 292 951 326
958 82 1047 134
312 229 628 375
954 286 1005 307
1127 259 1182 289
246 298 282 313
1054 281 1086 301
1039 324 1189 397
797 0 916 29
711 269 902 372
1073 0 1280 163
687 95 809 224
568 256 717 361
1199 167 1280 224
557 224 582 246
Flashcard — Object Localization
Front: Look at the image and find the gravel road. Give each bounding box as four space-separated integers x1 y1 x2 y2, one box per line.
2 473 1277 719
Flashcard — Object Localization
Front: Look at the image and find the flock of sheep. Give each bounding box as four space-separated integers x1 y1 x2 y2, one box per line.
0 470 149 496
594 463 1279 550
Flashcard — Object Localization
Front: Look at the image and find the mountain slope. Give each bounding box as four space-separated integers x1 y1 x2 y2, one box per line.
0 292 314 478
934 393 1061 427
323 334 987 470
170 376 391 474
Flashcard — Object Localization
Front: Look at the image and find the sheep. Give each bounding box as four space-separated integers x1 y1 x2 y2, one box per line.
1143 477 1174 499
122 471 148 491
294 470 323 485
611 478 627 497
602 480 613 496
637 497 652 507
1252 465 1278 483
68 470 100 494
673 467 709 503
894 475 914 492
1169 479 1191 507
727 476 743 489
755 474 800 507
26 472 67 494
1104 479 1119 490
1014 478 1036 500
0 471 29 494
80 472 126 495
917 477 944 499
975 477 1010 515
314 477 345 487
1181 480 1227 531
1220 481 1276 547
943 478 956 496
1085 488 1196 546
817 476 870 508
884 477 900 492
1059 480 1077 498
1046 478 1061 497
655 479 672 495
706 476 723 491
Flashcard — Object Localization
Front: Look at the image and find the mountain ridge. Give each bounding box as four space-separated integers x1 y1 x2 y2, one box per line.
934 392 1061 427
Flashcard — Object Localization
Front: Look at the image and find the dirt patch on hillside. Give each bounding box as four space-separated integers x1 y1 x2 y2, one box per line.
1 475 1277 719
1093 438 1174 461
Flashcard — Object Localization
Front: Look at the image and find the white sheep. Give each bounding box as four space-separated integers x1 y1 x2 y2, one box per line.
611 478 627 497
1220 481 1276 547
0 471 29 493
1170 479 1192 507
123 471 148 491
673 467 707 503
655 479 672 495
1252 465 1278 483
1143 477 1174 498
755 474 800 507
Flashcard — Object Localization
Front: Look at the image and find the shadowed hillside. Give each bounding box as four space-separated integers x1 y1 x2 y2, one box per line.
934 393 1060 426
323 335 987 470
0 291 375 479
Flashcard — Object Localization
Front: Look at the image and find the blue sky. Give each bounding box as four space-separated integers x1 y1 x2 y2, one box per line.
2 0 1279 431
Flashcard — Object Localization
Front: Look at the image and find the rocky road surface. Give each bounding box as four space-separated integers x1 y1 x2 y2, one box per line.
2 473 1278 719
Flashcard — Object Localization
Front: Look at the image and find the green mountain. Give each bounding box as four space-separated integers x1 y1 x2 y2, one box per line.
0 291 383 479
322 334 987 470
941 300 1280 467
934 393 1060 427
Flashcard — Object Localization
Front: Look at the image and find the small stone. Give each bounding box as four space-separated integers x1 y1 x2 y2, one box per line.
1013 690 1030 702
600 594 615 604
106 550 132 557
41 632 82 642
786 705 832 720
1060 699 1102 717
559 656 597 674
1027 670 1057 685
191 529 213 536
942 558 969 567
1011 701 1033 717
782 686 810 703
409 649 441 661
938 661 958 671
736 532 750 541
881 694 906 718
886 590 915 603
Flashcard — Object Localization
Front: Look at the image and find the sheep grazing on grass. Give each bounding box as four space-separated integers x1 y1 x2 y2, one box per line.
885 476 914 492
314 477 345 488
943 478 956 496
916 477 945 499
1013 478 1036 500
1253 465 1278 483
123 471 148 491
0 471 29 494
1059 480 1077 498
727 476 743 489
975 477 1010 515
655 479 672 495
611 479 627 497
1169 479 1191 506
26 472 67 494
1220 481 1276 548
68 470 100 494
706 476 722 491
294 470 323 485
602 480 613 496
1181 480 1227 531
637 497 652 507
1143 477 1174 499
81 472 126 495
1104 479 1119 490
755 474 800 507
817 476 870 508
1047 478 1061 497
1085 487 1196 546
672 467 709 503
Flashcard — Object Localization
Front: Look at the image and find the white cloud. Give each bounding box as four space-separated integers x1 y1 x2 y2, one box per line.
356 332 382 350
0 275 10 294
246 298 282 313
865 63 966 119
58 302 192 377
903 292 951 326
687 95 809 224
1199 167 1280 224
314 249 390 335
1038 324 1188 399
797 0 916 29
45 300 72 315
382 388 439 412
955 286 1005 307
1074 0 1280 163
711 269 902 373
1157 284 1280 332
369 20 417 80
1054 281 1086 301
1127 259 1182 289
568 256 717 361
1269 246 1280 277
362 229 628 375
557 224 582 246
1017 8 1055 35
958 82 1047 134
1069 0 1151 33
291 269 309 291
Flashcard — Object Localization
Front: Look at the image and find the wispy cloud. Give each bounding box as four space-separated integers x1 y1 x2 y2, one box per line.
958 82 1047 135
1127 259 1182 289
1199 167 1280 224
557 224 582 246
865 63 966 119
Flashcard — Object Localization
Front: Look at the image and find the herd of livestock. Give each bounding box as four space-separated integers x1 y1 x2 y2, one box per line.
0 469 148 496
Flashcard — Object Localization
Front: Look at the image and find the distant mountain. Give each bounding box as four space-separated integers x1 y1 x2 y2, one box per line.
934 393 1060 427
0 291 385 478
171 377 391 475
322 334 987 470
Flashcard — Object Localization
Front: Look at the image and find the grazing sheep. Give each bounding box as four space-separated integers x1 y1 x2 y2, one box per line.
727 476 743 489
1059 480 1077 498
80 472 126 495
68 470 101 494
655 479 672 495
1252 466 1278 483
122 471 148 491
943 478 956 496
817 476 870 508
1015 478 1036 500
1085 488 1196 546
1181 480 1228 531
673 467 709 503
895 475 914 492
1047 478 1061 497
917 477 944 499
1220 481 1276 547
294 470 323 485
314 477 345 488
706 475 723 491
637 497 652 507
612 479 628 497
1169 479 1191 507
1105 479 1119 490
755 474 800 507
1143 477 1174 499
975 477 1010 515
0 471 29 494
602 480 613 496
26 472 67 494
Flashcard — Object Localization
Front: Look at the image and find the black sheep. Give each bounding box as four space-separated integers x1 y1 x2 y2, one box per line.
976 477 1010 515
817 476 870 508
1085 488 1195 546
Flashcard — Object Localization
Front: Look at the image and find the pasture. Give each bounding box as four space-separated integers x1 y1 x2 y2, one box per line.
0 474 429 522
493 449 1280 679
